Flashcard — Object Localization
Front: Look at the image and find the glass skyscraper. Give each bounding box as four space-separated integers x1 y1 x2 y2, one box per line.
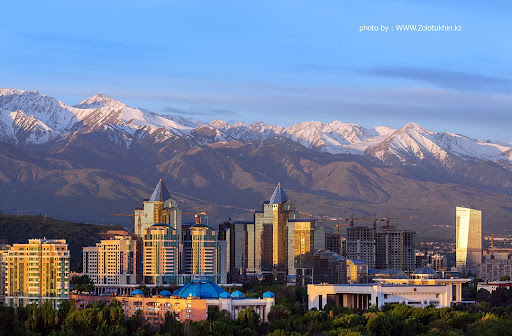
456 207 482 273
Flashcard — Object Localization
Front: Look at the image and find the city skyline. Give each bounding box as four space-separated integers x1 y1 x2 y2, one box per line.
1 1 511 141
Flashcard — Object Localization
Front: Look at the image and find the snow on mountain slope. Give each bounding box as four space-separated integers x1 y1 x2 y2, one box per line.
365 122 512 165
211 119 395 154
1 88 511 165
0 89 79 131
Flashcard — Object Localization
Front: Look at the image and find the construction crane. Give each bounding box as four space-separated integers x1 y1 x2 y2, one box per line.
333 222 352 235
378 215 417 229
180 207 207 225
110 209 147 237
488 234 512 249
343 214 372 228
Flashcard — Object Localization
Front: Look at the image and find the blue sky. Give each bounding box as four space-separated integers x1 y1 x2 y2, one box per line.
1 0 511 141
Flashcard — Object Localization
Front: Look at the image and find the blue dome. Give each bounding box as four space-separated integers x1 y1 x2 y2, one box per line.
231 290 244 298
263 291 275 298
131 289 144 296
219 292 232 299
413 267 437 275
173 279 228 299
159 290 172 297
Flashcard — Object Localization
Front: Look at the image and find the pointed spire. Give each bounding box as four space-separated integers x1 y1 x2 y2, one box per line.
149 178 172 202
269 182 288 204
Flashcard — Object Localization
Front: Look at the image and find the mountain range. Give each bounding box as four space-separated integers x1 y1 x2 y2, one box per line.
1 88 511 240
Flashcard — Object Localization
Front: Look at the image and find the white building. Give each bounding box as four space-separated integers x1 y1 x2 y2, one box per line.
308 267 470 310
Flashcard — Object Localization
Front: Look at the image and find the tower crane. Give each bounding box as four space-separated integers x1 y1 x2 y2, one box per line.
377 215 417 229
110 209 147 237
175 207 207 225
343 214 372 228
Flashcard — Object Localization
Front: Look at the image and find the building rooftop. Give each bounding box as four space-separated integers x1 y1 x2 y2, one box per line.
149 179 172 202
413 267 438 275
269 183 288 204
173 279 227 299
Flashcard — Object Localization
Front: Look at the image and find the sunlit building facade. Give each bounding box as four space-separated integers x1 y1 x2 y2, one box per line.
83 235 137 285
143 223 179 285
136 179 182 239
456 207 482 273
253 183 296 281
6 239 69 308
183 224 218 279
287 219 325 285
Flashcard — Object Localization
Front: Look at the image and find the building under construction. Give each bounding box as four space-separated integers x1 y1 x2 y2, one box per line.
345 216 416 272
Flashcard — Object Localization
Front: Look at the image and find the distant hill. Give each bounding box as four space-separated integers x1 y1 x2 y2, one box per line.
0 212 124 271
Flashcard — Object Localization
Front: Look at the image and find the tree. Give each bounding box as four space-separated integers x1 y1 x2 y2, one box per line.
137 284 150 296
267 305 290 323
500 275 511 281
70 275 94 294
237 307 260 328
160 311 182 336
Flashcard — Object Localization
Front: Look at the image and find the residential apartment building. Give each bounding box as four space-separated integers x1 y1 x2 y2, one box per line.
83 235 137 285
6 239 69 308
143 223 179 285
346 226 415 271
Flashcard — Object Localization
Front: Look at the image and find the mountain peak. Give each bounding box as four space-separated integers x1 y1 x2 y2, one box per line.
398 122 428 133
74 93 124 109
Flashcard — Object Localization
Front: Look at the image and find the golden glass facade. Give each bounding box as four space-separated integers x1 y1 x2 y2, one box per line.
456 207 482 273
6 239 69 308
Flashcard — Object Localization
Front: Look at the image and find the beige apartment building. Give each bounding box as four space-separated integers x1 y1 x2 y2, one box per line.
6 239 69 308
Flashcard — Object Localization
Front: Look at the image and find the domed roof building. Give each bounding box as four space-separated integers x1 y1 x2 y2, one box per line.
173 278 228 299
231 290 244 298
219 292 232 299
159 290 172 297
169 279 275 322
131 289 144 296
262 291 275 298
412 267 439 279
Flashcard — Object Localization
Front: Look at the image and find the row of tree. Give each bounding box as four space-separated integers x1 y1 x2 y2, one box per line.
2 285 512 336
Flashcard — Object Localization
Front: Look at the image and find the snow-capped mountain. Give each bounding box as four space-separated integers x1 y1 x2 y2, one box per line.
1 88 511 167
365 122 512 166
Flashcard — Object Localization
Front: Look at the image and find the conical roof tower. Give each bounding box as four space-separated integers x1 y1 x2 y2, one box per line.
269 182 288 204
149 178 172 202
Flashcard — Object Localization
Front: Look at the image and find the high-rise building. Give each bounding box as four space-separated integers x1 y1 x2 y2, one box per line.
375 228 416 271
346 226 415 271
218 220 252 283
6 239 69 308
83 235 137 285
254 183 296 281
478 247 512 282
325 233 345 256
136 179 182 239
143 223 179 285
456 207 482 273
183 223 219 281
287 219 325 285
0 243 11 304
346 227 376 268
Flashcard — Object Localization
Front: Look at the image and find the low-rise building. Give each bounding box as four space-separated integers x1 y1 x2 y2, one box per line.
71 279 275 323
346 259 368 284
308 267 470 310
71 290 207 323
